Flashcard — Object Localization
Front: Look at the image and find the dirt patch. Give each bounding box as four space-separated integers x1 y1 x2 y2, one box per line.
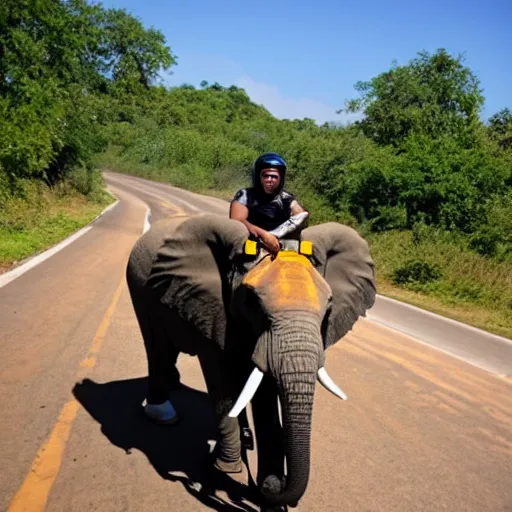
0 264 12 275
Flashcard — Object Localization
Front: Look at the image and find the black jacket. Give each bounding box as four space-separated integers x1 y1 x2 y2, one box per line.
231 188 296 231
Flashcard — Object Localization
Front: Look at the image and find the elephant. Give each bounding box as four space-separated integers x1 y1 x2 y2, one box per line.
125 213 376 509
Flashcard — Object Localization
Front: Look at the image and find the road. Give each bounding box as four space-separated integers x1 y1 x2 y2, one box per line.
1 171 511 512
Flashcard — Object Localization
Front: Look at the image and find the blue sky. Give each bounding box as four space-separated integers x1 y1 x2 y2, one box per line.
101 0 511 124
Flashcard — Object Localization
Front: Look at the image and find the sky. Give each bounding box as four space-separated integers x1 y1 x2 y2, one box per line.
100 0 511 125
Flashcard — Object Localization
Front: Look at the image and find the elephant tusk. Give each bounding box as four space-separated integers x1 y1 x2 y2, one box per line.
228 368 264 418
317 367 348 400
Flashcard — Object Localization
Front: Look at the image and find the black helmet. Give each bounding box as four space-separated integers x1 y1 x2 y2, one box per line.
252 152 287 194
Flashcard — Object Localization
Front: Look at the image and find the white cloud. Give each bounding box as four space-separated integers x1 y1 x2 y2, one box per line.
163 55 362 126
237 75 360 126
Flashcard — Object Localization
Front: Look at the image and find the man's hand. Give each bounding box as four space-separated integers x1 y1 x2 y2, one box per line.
259 231 280 254
229 200 280 254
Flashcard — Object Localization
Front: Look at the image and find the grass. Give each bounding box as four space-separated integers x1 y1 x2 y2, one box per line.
0 172 114 273
366 228 512 339
374 281 511 337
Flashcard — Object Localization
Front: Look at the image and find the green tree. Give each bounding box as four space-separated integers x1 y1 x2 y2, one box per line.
488 108 512 150
99 6 175 95
1 0 76 184
396 133 508 230
343 49 484 147
0 0 175 187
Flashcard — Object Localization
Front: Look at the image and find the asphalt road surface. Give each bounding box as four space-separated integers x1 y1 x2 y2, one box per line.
1 171 511 512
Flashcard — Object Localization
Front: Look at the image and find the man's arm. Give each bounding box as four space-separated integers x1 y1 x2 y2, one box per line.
290 199 307 216
268 200 309 238
229 201 266 238
229 201 280 253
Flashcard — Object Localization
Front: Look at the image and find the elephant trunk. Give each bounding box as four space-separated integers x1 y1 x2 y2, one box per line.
261 318 320 507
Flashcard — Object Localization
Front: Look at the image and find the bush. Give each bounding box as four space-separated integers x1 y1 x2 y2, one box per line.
212 163 251 191
65 167 106 200
469 193 512 260
370 205 407 232
392 259 443 286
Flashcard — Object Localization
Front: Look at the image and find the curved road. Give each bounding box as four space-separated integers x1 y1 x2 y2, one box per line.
1 171 511 512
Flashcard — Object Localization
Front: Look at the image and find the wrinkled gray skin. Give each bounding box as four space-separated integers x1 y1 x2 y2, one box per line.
126 213 376 508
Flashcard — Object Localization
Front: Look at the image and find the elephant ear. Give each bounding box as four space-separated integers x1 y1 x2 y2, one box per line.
302 222 376 348
142 214 249 348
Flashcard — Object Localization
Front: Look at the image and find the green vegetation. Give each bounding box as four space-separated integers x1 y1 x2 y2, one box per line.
366 228 512 338
0 171 112 268
0 0 174 269
1 1 511 337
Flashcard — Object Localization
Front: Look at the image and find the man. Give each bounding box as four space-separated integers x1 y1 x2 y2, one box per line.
229 153 309 254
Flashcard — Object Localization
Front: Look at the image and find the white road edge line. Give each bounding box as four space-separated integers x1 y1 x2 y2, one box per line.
0 193 120 289
368 295 512 345
143 206 151 233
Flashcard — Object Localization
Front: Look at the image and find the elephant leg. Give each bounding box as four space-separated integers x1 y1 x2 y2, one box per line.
128 284 178 405
251 377 285 489
158 311 183 392
197 342 242 473
166 346 182 390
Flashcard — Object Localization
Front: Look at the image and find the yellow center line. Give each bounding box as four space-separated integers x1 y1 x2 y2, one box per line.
81 278 125 365
9 276 126 512
161 200 187 216
8 401 80 512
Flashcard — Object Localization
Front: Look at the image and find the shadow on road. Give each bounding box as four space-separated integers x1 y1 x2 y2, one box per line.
72 377 259 512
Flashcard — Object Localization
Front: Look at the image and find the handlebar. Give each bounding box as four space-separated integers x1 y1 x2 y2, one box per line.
243 237 313 256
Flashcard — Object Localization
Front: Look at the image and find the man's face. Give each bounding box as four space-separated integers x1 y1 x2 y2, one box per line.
260 168 281 194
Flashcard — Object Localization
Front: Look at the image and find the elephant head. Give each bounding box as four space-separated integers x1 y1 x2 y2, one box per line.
127 213 376 508
226 222 375 507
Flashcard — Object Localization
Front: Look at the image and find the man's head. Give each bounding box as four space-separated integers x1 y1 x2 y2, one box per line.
253 153 287 196
260 168 281 195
